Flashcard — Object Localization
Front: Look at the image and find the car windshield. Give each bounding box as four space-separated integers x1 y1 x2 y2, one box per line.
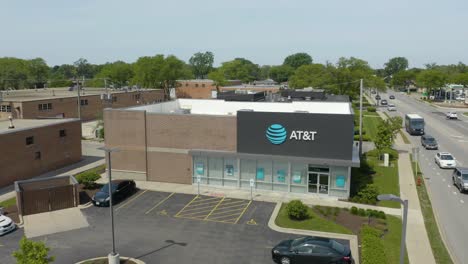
291 237 307 248
441 155 454 160
411 120 424 129
426 138 435 143
388 104 395 107
100 183 119 193
330 240 345 254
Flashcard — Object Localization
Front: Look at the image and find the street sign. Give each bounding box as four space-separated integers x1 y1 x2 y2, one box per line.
196 175 201 183
250 179 255 187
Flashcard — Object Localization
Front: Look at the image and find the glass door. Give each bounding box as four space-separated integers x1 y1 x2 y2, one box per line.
318 174 329 194
308 173 318 193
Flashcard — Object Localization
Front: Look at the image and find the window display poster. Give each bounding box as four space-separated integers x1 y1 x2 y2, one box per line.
256 168 265 180
196 163 204 176
276 170 286 182
336 175 346 188
225 165 234 176
292 171 302 184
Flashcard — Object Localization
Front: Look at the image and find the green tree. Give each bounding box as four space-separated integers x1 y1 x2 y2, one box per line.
364 75 386 92
98 61 134 87
27 58 49 87
283 53 312 69
207 69 227 92
259 65 271 80
450 72 468 86
13 236 55 264
388 116 403 139
391 70 416 88
269 65 294 83
416 69 448 94
220 58 260 82
289 64 330 88
374 122 393 156
74 58 94 78
0 57 29 89
326 57 373 97
132 55 166 88
189 51 214 79
160 55 191 98
384 57 409 77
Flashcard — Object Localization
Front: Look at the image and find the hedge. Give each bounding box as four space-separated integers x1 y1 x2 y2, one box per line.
285 200 309 220
354 134 371 141
361 225 388 264
367 107 377 112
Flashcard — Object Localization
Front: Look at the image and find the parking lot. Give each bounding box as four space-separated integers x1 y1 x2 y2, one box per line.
0 190 350 264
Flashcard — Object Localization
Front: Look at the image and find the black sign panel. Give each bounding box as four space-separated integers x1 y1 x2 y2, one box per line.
237 111 354 160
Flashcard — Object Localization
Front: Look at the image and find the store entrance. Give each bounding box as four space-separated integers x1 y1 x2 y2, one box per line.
308 167 329 195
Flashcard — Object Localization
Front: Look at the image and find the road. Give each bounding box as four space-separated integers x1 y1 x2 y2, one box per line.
377 91 468 264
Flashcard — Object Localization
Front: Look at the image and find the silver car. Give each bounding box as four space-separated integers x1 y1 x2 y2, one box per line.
453 168 468 193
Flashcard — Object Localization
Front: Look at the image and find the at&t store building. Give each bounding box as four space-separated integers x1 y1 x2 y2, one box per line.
104 99 360 199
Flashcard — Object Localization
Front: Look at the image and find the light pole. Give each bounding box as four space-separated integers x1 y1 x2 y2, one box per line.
377 194 408 264
98 146 120 264
359 79 363 157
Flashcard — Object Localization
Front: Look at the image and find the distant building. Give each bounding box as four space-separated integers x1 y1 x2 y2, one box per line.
0 118 81 187
0 88 164 121
175 79 242 99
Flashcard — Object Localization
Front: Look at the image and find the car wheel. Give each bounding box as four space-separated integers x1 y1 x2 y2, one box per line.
280 257 291 264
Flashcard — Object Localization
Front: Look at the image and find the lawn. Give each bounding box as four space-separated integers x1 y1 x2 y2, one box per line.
363 114 383 142
0 197 16 208
275 204 352 234
410 155 454 264
463 112 468 117
383 216 410 264
366 157 400 209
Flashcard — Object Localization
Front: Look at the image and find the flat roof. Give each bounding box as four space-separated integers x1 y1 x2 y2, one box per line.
222 84 280 89
0 87 161 102
127 99 352 116
406 114 423 119
0 118 79 135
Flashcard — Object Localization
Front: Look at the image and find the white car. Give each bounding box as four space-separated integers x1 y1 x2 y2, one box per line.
0 214 16 235
446 112 458 120
387 104 396 111
435 152 457 169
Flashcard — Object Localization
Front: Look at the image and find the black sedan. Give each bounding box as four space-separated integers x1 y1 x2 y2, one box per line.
380 99 388 105
92 180 137 206
375 95 381 100
389 95 395 99
272 236 353 264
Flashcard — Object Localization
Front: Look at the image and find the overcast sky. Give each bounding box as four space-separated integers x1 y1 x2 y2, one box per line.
1 0 467 68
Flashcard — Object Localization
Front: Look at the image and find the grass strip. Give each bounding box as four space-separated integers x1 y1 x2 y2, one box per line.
410 154 454 264
0 197 16 208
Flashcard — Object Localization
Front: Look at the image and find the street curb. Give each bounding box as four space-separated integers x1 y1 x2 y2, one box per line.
267 202 360 264
75 256 145 264
78 202 93 209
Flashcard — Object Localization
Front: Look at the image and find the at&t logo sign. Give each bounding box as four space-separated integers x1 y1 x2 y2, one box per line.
266 124 317 145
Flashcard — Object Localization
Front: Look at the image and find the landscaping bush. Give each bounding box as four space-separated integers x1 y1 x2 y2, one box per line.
315 205 325 215
356 184 380 205
358 208 367 216
76 171 101 189
350 206 358 215
286 200 309 220
333 207 340 216
378 211 387 219
325 207 332 217
361 226 387 264
354 134 371 141
367 107 376 112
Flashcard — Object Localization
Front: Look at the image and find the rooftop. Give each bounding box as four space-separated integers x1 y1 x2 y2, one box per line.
0 87 159 102
126 98 352 116
0 118 79 134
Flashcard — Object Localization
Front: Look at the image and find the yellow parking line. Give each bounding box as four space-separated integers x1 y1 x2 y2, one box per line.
145 192 174 215
182 200 223 209
189 196 222 204
208 207 246 217
205 218 237 224
203 197 225 220
174 195 200 217
208 212 245 221
179 202 221 213
214 201 249 211
234 200 252 224
116 190 148 211
177 207 216 217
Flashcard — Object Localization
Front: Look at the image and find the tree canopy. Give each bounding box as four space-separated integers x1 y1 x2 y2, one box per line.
283 53 313 69
269 65 294 83
288 64 329 88
219 58 260 82
384 57 409 77
189 51 214 79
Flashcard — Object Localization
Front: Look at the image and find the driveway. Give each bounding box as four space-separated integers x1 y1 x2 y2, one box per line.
0 191 350 264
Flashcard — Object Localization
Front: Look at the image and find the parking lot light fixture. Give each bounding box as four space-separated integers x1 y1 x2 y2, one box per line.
377 194 408 264
98 146 121 263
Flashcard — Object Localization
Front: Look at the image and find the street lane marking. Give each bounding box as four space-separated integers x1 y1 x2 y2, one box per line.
145 192 175 215
116 190 148 211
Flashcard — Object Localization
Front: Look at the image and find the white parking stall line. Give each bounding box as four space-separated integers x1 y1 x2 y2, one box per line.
461 200 465 204
453 191 457 195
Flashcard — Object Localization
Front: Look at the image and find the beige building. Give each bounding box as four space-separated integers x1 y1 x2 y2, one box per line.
0 88 165 121
175 80 243 99
0 118 82 187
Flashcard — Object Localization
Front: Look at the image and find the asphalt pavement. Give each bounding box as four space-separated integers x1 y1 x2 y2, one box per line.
377 91 468 264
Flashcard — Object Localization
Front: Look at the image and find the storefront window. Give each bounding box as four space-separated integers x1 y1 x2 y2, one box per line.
256 160 272 190
240 159 256 189
193 156 208 184
330 166 348 189
291 162 307 193
208 157 223 185
273 161 288 184
223 158 238 187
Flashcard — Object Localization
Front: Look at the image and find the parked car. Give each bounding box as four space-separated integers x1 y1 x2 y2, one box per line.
387 103 396 111
389 95 395 99
446 112 458 120
452 168 468 193
435 152 457 169
92 180 137 207
455 94 465 101
375 95 381 100
421 135 438 150
0 214 16 236
272 236 353 264
380 99 388 105
371 90 376 94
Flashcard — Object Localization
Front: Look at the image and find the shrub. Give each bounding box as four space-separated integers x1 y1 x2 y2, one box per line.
354 134 371 141
76 171 101 189
286 200 309 220
13 236 55 264
367 107 376 112
358 208 367 216
360 226 387 264
333 207 340 216
350 206 358 215
325 207 332 217
378 211 387 219
357 184 380 205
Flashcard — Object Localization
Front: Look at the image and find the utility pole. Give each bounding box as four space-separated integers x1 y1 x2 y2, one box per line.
104 78 108 94
76 78 81 120
359 79 363 157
